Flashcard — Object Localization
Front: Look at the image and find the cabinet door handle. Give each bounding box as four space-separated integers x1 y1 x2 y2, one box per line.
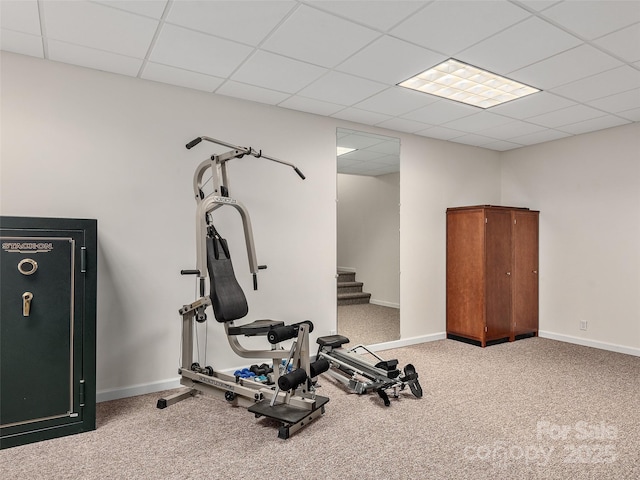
506 272 511 276
533 270 538 274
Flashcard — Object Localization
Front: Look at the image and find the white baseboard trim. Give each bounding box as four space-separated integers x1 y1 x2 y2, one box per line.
370 299 400 309
539 331 640 357
97 378 181 403
366 332 446 352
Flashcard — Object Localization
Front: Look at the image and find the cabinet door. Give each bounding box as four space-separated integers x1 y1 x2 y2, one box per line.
512 211 539 336
484 210 512 342
446 210 486 341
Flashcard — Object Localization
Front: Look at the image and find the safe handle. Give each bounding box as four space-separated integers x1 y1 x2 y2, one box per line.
22 292 33 316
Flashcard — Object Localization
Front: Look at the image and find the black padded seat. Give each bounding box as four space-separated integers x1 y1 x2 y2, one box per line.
316 334 350 348
227 319 284 337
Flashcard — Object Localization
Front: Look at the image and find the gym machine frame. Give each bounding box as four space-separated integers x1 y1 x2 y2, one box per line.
158 136 328 439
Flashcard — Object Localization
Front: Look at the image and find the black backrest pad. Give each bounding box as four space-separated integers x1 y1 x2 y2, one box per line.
206 236 249 322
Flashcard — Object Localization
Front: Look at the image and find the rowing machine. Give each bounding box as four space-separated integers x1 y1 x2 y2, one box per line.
316 335 422 406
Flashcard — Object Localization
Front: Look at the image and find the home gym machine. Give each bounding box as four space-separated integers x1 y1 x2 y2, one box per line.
316 334 423 406
157 136 330 439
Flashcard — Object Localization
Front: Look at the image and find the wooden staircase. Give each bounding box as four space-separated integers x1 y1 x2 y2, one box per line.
337 270 371 306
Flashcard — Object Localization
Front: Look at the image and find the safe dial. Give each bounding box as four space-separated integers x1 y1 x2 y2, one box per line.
17 258 38 275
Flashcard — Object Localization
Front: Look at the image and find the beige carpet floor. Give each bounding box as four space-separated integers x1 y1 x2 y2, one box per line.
1 337 639 479
337 303 400 345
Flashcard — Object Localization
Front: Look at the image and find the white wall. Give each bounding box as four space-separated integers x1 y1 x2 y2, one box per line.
501 123 640 352
400 136 502 340
337 172 400 307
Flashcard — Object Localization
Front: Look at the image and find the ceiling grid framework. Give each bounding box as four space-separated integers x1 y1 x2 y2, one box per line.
1 0 639 175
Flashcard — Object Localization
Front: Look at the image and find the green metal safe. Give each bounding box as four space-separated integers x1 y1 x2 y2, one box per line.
0 216 97 449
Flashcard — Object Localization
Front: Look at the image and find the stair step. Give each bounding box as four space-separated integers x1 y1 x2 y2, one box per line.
337 281 364 294
337 271 356 283
337 292 371 306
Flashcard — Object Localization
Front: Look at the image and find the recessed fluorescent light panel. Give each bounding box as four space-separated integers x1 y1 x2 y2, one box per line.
337 146 357 156
398 59 540 109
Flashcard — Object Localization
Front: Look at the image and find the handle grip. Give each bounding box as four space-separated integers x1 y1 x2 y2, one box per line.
180 269 201 275
185 137 202 149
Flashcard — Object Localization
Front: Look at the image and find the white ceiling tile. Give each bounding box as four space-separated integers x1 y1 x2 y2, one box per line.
509 128 572 146
336 35 446 85
550 66 640 103
594 23 640 63
510 44 623 90
166 1 295 46
337 157 365 168
231 51 326 94
442 112 513 133
354 87 439 116
216 81 290 105
390 0 530 55
527 104 605 128
415 126 465 141
95 1 168 19
338 130 399 151
457 17 582 74
141 62 224 92
542 1 640 40
338 164 375 176
307 1 426 32
331 107 392 126
338 134 380 150
516 1 561 12
149 24 253 77
617 107 640 121
376 117 430 133
556 115 630 135
588 88 640 114
0 0 40 35
490 92 576 119
340 150 389 162
42 1 158 58
0 29 43 57
481 140 523 151
450 133 497 147
368 141 400 156
47 39 142 76
261 4 379 68
477 120 546 140
278 96 345 116
298 71 387 105
362 154 398 165
367 165 400 176
403 100 477 125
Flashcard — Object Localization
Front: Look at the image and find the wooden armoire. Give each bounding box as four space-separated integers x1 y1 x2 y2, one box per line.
446 205 539 347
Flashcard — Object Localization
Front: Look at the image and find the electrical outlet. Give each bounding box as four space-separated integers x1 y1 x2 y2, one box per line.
330 330 337 335
579 320 588 331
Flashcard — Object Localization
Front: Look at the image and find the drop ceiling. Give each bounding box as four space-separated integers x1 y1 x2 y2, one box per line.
2 0 639 174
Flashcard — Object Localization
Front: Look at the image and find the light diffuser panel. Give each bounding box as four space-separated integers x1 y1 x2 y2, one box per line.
398 59 540 108
337 146 357 156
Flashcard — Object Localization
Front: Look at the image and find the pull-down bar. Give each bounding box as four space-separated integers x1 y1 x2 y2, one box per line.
186 136 306 180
